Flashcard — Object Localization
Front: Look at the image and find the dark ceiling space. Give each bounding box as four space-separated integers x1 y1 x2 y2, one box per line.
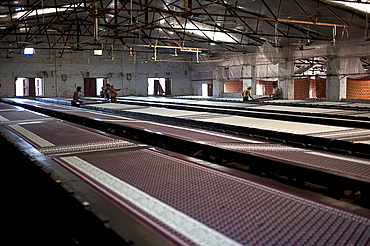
0 0 369 67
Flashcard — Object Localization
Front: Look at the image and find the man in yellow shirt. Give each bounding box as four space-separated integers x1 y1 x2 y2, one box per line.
242 86 254 101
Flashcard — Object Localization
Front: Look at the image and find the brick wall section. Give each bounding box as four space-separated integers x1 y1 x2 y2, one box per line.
315 77 326 99
294 78 310 100
224 81 243 93
347 77 370 99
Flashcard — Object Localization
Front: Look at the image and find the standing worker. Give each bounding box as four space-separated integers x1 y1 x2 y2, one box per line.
242 86 254 101
104 83 111 101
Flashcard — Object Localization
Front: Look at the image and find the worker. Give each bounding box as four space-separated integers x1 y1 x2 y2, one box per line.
71 86 83 106
242 86 254 101
271 82 281 99
100 87 104 98
110 85 118 103
104 83 121 102
104 83 111 101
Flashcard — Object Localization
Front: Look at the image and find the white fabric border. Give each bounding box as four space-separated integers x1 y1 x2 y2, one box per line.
0 118 56 125
59 156 242 246
8 124 55 147
147 121 263 143
0 115 9 121
40 140 141 156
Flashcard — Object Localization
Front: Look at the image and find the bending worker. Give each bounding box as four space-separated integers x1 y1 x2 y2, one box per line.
71 86 83 106
242 86 254 101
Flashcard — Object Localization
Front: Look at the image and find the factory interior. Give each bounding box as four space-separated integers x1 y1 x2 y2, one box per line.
1 0 370 245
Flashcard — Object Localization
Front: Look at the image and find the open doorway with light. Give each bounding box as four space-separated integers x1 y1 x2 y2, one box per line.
148 78 171 96
202 83 213 97
15 77 43 97
96 78 108 97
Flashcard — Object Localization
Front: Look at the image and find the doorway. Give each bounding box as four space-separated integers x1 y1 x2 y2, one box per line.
148 78 171 96
84 78 109 97
15 77 43 97
96 78 108 97
202 83 213 97
84 78 96 97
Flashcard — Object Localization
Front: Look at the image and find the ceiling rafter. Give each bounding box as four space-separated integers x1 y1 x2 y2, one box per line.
0 1 39 40
0 0 368 57
292 0 316 24
208 0 328 41
321 2 351 27
197 0 252 47
1 5 352 28
261 0 278 21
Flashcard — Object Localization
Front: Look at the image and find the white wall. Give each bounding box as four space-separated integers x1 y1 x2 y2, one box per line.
0 49 192 98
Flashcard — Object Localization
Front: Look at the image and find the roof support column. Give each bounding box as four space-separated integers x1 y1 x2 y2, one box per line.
243 65 257 96
212 80 224 98
326 55 347 101
278 59 294 100
277 46 294 100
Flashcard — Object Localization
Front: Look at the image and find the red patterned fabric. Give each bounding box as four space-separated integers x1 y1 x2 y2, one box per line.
347 77 370 99
55 149 370 245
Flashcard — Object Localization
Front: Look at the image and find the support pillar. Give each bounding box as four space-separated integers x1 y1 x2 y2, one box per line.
212 80 224 98
326 55 347 101
243 65 256 96
278 60 294 100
